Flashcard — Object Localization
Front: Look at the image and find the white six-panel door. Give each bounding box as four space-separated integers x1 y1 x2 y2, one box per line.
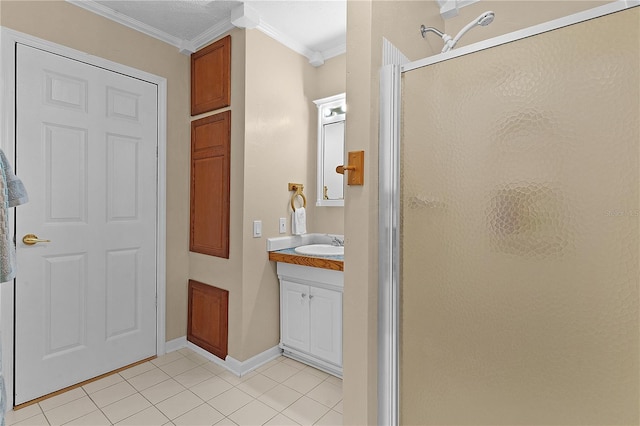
14 44 158 404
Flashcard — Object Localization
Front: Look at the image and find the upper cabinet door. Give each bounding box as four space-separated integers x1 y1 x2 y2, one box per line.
191 35 231 115
190 111 231 258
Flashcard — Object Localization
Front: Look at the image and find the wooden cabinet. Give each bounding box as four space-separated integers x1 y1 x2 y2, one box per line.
190 111 231 258
277 263 343 377
187 280 229 360
191 35 231 115
189 36 232 258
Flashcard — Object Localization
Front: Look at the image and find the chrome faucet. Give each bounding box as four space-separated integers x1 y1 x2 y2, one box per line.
330 236 344 246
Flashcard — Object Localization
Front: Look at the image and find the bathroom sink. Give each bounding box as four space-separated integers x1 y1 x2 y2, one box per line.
294 244 344 256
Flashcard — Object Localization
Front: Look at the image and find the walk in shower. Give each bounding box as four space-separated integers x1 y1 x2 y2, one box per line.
380 4 639 425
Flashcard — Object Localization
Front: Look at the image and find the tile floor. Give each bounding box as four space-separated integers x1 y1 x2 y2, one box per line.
5 348 343 426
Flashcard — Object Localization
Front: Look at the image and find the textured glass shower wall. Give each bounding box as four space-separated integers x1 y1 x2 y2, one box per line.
400 8 639 425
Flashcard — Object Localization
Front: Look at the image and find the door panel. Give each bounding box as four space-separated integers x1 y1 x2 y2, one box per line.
281 281 310 351
14 44 158 405
44 124 87 222
309 287 342 366
105 249 140 339
107 134 141 221
400 8 639 425
45 254 87 356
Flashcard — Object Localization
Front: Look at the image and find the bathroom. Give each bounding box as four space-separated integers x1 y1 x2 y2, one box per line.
1 0 638 425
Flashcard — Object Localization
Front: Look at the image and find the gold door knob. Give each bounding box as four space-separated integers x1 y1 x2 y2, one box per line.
22 234 51 245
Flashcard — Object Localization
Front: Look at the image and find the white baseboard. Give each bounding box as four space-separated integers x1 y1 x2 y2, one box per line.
164 336 187 354
165 336 282 377
227 345 283 376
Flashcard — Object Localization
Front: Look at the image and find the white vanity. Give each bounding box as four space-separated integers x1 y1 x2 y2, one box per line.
278 263 343 377
267 235 344 377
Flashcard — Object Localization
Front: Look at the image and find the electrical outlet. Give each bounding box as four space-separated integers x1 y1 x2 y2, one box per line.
279 217 286 234
253 220 262 238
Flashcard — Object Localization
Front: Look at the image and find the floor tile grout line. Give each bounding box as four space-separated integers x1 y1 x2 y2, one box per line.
109 379 171 425
38 386 94 426
12 352 342 426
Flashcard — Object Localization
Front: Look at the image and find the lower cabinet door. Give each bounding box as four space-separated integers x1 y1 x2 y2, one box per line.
309 286 343 366
281 280 310 351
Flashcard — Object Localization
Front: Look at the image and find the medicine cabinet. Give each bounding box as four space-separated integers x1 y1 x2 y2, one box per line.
314 93 346 207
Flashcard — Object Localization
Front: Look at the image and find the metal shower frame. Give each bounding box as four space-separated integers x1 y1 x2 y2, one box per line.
378 2 639 425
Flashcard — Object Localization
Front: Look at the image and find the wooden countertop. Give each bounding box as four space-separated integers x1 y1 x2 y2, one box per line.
268 249 344 271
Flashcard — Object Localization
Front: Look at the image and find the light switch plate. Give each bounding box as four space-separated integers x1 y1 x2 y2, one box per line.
279 218 286 234
253 220 262 238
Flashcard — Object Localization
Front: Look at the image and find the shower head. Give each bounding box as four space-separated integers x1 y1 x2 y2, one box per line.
477 11 495 27
441 10 495 53
421 11 495 54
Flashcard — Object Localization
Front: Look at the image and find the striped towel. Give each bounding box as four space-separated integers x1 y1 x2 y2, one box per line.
0 149 29 283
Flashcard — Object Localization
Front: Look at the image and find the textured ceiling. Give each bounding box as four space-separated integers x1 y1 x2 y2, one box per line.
70 0 346 65
94 1 240 41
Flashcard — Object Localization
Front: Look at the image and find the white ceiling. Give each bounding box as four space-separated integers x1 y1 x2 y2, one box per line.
68 0 346 66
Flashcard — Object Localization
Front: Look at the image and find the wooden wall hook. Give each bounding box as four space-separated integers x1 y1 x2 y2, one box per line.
336 150 364 186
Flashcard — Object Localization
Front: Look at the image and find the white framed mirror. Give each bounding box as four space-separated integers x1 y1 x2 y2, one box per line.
314 93 346 207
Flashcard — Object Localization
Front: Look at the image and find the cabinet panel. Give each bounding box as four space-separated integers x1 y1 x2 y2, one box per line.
190 111 231 258
281 281 310 351
277 263 343 376
309 287 342 366
191 35 230 115
187 280 229 360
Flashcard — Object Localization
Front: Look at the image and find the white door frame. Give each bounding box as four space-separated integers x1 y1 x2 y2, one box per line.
0 27 167 407
378 2 639 425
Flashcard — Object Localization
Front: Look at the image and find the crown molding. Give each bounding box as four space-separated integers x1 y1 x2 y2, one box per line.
66 0 343 64
255 20 314 61
230 3 261 29
322 43 346 61
255 20 342 67
66 0 184 49
190 21 236 52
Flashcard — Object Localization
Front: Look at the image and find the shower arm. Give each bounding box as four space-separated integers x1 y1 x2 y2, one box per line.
420 25 444 38
420 25 453 49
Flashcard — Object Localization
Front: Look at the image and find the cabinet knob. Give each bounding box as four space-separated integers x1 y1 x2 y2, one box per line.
309 295 314 299
301 293 307 298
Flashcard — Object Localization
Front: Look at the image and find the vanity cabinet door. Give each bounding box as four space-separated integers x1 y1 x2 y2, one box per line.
281 280 310 352
309 287 342 366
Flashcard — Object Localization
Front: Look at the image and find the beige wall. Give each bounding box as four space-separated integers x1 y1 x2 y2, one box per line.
2 0 346 365
344 0 617 424
241 29 311 360
1 0 191 342
192 31 346 361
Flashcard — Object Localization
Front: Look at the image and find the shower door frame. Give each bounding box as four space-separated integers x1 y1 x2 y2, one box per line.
378 1 640 424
